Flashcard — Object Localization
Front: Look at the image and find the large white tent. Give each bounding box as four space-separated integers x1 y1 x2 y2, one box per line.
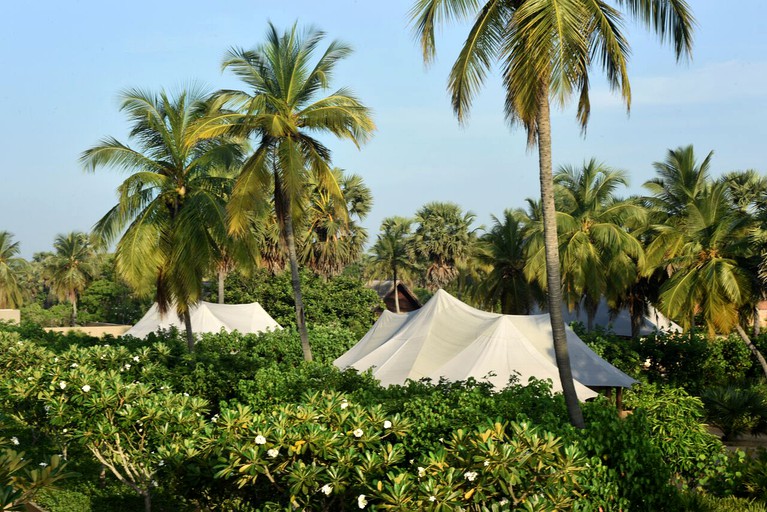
124 301 281 339
335 290 635 401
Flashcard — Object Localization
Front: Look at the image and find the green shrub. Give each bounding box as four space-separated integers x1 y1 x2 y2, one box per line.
36 488 92 512
701 386 767 441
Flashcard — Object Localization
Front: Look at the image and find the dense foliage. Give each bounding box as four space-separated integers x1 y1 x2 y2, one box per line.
1 323 766 511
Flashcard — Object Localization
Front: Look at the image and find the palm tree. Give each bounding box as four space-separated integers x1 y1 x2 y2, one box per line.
82 87 244 350
412 202 477 291
0 231 25 309
410 0 694 427
223 23 375 362
367 216 418 313
301 168 372 277
45 232 96 326
473 209 538 314
645 182 767 377
526 160 645 330
721 169 767 214
644 145 713 219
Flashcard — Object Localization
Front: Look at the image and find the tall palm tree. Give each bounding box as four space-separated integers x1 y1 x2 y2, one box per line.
526 160 645 329
721 169 767 214
410 0 694 427
367 216 418 313
301 168 372 277
223 23 375 362
412 202 477 291
0 231 25 309
473 209 538 314
82 87 244 350
45 232 96 326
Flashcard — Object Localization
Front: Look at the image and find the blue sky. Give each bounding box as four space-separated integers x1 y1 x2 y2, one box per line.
1 1 765 258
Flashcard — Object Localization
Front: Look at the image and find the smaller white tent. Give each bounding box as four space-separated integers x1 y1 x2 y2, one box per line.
551 299 681 337
335 290 636 401
124 301 281 338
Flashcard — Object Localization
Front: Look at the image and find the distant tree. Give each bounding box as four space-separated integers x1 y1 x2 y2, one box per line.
721 169 767 213
413 202 477 291
44 232 96 326
526 160 645 330
224 23 375 361
82 87 243 349
473 210 537 314
644 145 713 219
302 168 372 277
367 217 418 313
0 231 25 309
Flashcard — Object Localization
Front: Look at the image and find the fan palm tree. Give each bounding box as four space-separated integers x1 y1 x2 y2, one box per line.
473 209 538 314
410 0 694 427
82 87 244 350
0 231 25 309
301 168 372 277
526 160 645 329
44 232 96 326
721 169 767 214
367 217 418 313
223 23 375 361
413 202 477 291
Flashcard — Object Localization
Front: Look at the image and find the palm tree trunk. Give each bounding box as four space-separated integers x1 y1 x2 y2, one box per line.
735 324 767 379
143 490 151 512
218 270 226 304
283 206 313 361
70 291 77 327
537 87 585 429
393 267 400 313
754 306 761 336
629 300 643 339
183 310 194 352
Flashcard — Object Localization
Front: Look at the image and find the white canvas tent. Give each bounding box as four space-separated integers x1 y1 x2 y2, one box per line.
335 290 635 401
124 301 281 339
548 298 681 337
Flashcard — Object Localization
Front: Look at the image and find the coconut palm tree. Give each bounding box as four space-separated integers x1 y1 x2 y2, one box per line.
721 169 767 214
44 232 96 326
82 87 244 349
526 160 645 330
223 23 375 362
412 202 477 291
645 182 767 377
473 209 538 314
301 168 372 277
410 0 694 427
644 145 713 219
367 216 418 313
0 231 25 309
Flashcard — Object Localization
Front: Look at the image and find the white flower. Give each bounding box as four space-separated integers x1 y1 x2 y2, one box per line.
70 363 78 368
133 356 140 362
255 435 267 445
321 483 333 496
62 429 67 433
357 494 368 509
158 460 165 467
340 400 349 410
499 498 509 506
53 357 58 362
59 381 67 390
183 393 189 397
39 462 48 467
353 428 364 438
483 460 490 467
383 420 392 429
267 448 279 458
152 480 158 487
124 364 131 370
10 437 19 446
429 496 437 502
417 466 426 477
81 384 91 392
464 471 478 482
